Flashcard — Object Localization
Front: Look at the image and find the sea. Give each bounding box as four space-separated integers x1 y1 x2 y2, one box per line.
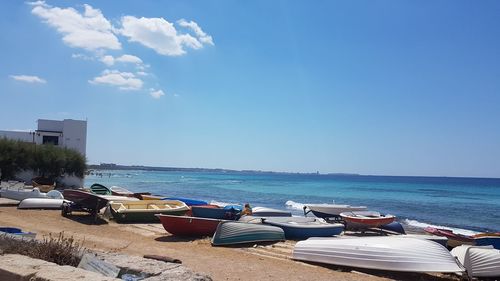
84 170 500 234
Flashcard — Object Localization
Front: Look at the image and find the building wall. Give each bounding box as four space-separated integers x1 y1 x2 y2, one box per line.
61 119 87 156
0 130 34 143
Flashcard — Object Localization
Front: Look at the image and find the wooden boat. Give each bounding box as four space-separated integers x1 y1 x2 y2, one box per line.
252 207 291 217
424 227 474 248
62 189 110 214
305 204 367 218
162 197 208 206
451 245 500 278
191 205 242 220
110 186 134 196
212 221 285 246
89 183 112 195
262 217 344 239
293 236 464 273
109 200 189 223
474 235 500 249
18 198 68 209
0 227 36 239
32 177 55 193
340 211 396 229
157 214 225 236
0 187 63 201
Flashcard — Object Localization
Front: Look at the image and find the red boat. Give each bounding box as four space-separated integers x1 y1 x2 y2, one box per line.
340 211 396 229
424 226 474 247
157 214 225 237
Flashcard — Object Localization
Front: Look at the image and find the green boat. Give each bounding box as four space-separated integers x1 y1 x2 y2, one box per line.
211 221 285 246
109 200 189 223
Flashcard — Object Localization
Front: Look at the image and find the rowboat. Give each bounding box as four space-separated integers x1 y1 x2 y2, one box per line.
293 236 464 273
191 205 242 220
377 221 406 234
340 211 396 229
162 197 208 206
110 186 134 196
399 234 448 247
305 204 367 218
451 245 500 278
252 207 291 217
0 227 36 239
62 189 111 217
474 235 500 249
424 227 474 248
212 221 285 246
89 183 112 195
157 214 225 236
0 187 63 201
18 198 68 209
262 217 344 239
109 200 189 223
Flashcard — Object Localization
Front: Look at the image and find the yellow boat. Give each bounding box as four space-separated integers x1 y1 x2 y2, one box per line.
109 200 189 223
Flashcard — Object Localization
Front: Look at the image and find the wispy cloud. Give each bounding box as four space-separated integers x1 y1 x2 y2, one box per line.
99 54 144 66
149 88 165 99
30 1 120 51
177 19 214 46
9 75 47 84
89 70 143 90
117 16 213 56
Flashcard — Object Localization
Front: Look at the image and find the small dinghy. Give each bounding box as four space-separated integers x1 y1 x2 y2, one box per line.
293 236 464 273
162 197 208 206
305 204 367 218
262 217 343 239
89 183 112 195
451 245 500 278
212 221 285 246
0 187 63 201
192 205 242 220
0 227 36 239
18 198 68 209
424 227 474 248
473 233 500 249
340 211 395 229
109 200 189 223
157 214 225 237
110 186 134 196
252 207 291 217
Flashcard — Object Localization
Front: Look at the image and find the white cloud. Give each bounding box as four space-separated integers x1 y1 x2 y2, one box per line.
177 19 214 45
149 89 165 99
30 2 121 51
71 53 94 60
89 70 143 90
10 75 46 84
100 55 115 66
116 54 143 64
117 16 212 56
136 71 148 76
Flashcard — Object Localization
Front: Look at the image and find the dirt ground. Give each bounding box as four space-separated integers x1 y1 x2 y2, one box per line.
0 198 459 281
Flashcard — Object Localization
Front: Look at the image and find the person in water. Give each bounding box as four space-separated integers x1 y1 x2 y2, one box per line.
241 203 252 216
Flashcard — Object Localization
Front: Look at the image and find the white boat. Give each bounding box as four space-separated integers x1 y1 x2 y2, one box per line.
18 198 68 209
451 245 500 278
110 186 134 196
0 187 63 201
399 234 448 247
212 221 285 246
306 203 367 218
293 236 464 273
252 207 291 217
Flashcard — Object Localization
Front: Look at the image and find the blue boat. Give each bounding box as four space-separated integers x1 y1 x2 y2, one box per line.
262 217 344 240
162 197 208 206
378 221 406 234
192 205 242 220
212 221 285 246
0 227 36 239
474 235 500 249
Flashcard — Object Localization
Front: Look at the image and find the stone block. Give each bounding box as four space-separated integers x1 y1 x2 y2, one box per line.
0 254 55 281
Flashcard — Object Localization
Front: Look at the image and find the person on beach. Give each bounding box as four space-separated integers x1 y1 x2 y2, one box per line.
241 203 252 216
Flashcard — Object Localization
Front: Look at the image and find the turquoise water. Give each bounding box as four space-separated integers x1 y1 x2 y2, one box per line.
84 170 500 234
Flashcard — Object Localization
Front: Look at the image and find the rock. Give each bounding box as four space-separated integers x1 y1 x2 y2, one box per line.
0 254 54 281
33 265 119 281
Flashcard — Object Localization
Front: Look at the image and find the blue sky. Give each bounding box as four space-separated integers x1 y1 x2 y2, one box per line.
1 1 499 178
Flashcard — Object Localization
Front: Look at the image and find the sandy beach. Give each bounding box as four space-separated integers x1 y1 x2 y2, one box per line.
0 198 463 281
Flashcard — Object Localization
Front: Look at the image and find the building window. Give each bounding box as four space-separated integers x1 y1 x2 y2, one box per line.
42 135 59 145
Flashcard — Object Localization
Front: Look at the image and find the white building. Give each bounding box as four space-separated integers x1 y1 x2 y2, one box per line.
0 119 87 156
0 119 87 187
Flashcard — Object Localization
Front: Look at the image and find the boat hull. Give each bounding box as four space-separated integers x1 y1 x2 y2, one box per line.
109 200 189 223
18 198 67 209
306 204 367 218
157 214 224 236
474 236 500 250
212 221 285 246
340 211 395 229
192 205 241 220
63 189 109 211
263 217 344 239
451 245 500 277
252 207 292 217
293 237 464 273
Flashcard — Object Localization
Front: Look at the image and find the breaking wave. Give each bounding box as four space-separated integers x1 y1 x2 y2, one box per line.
403 219 480 236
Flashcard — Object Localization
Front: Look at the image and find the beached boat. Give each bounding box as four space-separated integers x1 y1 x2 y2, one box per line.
474 235 500 249
424 227 474 248
293 236 464 273
377 221 406 234
192 205 242 220
399 234 448 247
0 227 36 239
262 217 344 239
18 198 68 209
157 214 225 236
109 200 189 223
162 197 208 206
212 221 285 246
305 204 367 218
0 187 63 201
89 183 112 195
252 207 292 217
32 177 55 192
340 211 395 229
62 189 110 213
451 245 500 278
110 186 134 196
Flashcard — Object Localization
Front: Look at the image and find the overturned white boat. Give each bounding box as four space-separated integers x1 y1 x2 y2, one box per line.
451 245 500 278
252 207 291 217
18 198 68 209
305 204 367 218
0 187 63 201
293 236 464 273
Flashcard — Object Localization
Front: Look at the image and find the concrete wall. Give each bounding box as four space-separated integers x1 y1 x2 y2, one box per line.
0 130 34 142
61 119 87 156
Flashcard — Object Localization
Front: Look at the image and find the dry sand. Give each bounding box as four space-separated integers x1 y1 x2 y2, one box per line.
0 198 458 281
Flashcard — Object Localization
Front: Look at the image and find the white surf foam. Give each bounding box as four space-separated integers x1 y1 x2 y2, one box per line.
209 200 240 207
403 219 480 236
285 200 306 210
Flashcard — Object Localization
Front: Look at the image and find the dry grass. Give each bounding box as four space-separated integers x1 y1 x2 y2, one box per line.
0 232 86 266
